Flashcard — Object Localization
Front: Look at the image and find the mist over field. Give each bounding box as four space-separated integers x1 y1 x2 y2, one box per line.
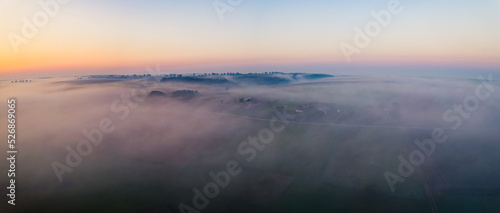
1 74 500 212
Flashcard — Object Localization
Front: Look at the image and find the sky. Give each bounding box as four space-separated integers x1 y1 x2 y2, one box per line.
0 0 500 77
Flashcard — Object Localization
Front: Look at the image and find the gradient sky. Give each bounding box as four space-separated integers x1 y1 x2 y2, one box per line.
1 0 500 76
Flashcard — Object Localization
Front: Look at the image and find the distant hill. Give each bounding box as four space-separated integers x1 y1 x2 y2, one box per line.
160 76 231 85
160 73 333 86
231 75 291 85
299 74 335 80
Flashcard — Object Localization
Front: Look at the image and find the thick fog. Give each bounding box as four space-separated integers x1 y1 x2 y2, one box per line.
0 75 499 212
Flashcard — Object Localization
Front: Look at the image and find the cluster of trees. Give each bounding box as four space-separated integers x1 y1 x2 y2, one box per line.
172 90 199 98
11 79 31 83
188 71 283 77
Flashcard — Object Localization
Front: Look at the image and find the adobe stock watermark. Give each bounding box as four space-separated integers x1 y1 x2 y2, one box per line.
178 108 296 213
339 0 406 62
384 74 495 193
7 0 71 53
51 65 164 183
212 0 243 21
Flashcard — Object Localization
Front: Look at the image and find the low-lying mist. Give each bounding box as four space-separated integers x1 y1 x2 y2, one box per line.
0 75 499 212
